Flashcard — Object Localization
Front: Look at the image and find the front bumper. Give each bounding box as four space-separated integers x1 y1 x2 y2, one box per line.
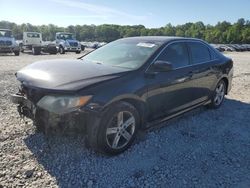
64 47 81 52
10 93 91 133
0 46 19 53
11 94 36 119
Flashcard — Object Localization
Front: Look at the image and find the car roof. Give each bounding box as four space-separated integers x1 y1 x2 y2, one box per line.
0 29 12 31
120 36 205 44
24 32 40 34
56 32 73 34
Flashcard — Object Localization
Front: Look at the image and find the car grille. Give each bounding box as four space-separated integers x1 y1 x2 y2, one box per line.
69 42 78 47
0 40 12 47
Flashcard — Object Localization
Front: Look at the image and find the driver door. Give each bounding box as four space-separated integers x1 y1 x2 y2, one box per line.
146 42 196 121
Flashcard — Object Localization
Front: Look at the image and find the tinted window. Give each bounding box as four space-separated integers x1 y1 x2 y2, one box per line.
157 42 189 69
188 42 211 64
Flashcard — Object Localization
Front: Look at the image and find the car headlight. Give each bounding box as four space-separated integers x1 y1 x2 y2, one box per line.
37 95 92 114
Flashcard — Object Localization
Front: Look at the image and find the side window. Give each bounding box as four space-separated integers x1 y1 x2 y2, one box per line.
157 42 189 69
188 42 211 64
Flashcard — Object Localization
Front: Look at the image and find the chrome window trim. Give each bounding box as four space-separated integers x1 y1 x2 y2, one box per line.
146 39 219 72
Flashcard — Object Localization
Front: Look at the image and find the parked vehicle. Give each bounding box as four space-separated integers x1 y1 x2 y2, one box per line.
220 45 235 52
242 44 250 51
210 44 225 52
56 32 81 54
0 29 20 56
11 37 233 155
19 32 57 55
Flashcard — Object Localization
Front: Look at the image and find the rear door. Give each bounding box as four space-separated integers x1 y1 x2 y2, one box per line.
186 41 218 101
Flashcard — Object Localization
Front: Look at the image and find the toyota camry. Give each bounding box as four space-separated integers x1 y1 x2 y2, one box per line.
11 36 233 155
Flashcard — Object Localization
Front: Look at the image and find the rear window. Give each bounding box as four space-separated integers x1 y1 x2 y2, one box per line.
188 42 211 64
27 33 40 38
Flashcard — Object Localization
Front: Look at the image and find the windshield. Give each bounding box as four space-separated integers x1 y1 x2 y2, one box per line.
57 33 74 40
0 30 12 37
82 39 162 70
27 33 40 38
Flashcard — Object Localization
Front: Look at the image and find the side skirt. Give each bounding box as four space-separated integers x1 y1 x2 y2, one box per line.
145 100 211 130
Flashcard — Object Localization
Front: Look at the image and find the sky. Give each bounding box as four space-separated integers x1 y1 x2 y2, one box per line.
0 0 250 28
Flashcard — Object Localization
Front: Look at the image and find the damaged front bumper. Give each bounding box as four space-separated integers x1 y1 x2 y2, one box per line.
10 93 92 133
11 93 36 119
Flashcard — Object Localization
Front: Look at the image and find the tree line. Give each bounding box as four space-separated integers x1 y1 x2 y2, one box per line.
0 18 250 44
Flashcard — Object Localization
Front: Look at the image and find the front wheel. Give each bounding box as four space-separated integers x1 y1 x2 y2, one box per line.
86 102 140 155
59 46 65 54
208 80 226 109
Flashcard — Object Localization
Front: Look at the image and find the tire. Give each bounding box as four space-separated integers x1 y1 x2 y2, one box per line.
59 46 65 54
14 51 20 56
81 45 85 51
208 80 226 109
86 101 140 155
32 47 41 55
49 48 58 55
76 50 81 54
19 44 24 52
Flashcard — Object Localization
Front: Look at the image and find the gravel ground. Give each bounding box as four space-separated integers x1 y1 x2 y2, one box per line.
0 51 250 188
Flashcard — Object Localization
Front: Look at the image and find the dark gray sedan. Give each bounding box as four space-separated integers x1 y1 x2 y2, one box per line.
11 36 233 155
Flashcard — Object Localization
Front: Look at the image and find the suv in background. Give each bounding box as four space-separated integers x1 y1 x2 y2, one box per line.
0 29 20 56
19 32 57 55
56 32 81 54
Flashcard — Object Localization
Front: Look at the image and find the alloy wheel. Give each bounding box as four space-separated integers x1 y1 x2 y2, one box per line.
214 82 225 106
106 111 135 149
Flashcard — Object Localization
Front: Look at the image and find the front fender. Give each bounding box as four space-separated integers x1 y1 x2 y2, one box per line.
103 94 146 108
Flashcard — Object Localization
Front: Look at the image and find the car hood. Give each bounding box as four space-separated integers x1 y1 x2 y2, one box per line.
16 59 129 91
66 39 78 43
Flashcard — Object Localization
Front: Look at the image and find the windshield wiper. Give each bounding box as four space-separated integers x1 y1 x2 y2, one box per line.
111 65 133 70
77 50 94 59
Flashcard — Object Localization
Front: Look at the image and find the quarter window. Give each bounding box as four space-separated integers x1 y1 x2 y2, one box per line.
188 42 211 64
156 43 189 69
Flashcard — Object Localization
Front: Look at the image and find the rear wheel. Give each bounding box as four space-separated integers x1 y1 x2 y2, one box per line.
14 51 20 56
32 47 41 55
76 50 81 54
209 80 226 109
86 102 140 155
49 47 58 54
81 45 85 51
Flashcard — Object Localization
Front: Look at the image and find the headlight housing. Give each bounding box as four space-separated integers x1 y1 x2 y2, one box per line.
37 95 92 114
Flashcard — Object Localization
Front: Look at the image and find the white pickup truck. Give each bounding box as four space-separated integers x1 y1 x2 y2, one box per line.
19 32 57 55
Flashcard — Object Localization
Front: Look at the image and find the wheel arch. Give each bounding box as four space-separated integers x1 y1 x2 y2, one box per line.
220 77 229 94
59 44 64 48
103 95 148 129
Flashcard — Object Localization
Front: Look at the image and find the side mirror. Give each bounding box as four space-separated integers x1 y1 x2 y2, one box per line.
149 60 173 72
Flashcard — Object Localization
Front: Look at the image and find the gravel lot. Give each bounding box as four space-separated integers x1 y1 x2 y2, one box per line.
0 51 250 188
